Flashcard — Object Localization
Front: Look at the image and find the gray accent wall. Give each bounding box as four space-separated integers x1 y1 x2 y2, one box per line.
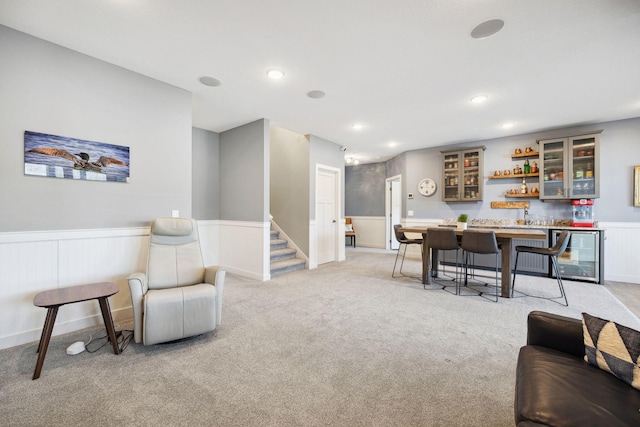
192 127 220 220
0 25 192 232
219 119 270 222
270 126 310 253
345 163 386 217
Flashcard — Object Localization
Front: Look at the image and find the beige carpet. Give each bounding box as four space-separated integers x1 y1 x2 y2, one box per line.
0 247 637 427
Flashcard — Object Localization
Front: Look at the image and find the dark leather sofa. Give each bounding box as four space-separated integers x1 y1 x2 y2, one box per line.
515 311 640 426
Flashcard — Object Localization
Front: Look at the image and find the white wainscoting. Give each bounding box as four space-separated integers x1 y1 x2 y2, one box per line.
0 220 266 350
218 220 270 281
348 216 387 249
599 222 640 284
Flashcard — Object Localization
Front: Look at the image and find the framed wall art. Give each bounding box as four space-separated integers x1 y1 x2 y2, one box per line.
635 165 640 207
24 131 129 183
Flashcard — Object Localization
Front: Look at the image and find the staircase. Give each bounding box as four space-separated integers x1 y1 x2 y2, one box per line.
270 228 306 276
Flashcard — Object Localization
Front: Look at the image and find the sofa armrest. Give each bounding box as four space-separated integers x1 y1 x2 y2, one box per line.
527 311 584 358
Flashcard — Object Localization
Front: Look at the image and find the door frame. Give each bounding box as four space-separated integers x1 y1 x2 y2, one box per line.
313 164 342 267
385 174 402 250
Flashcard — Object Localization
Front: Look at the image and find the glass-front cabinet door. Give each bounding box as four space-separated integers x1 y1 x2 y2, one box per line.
539 132 600 200
462 148 482 201
540 138 568 199
441 146 484 202
443 152 461 201
570 135 599 198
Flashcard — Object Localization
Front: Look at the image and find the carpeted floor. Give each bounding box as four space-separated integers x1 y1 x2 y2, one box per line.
1 248 637 427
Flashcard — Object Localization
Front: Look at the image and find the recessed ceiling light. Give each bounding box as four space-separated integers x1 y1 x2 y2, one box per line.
471 19 505 39
352 123 364 130
307 90 326 99
353 159 360 165
501 121 515 129
199 76 221 87
470 95 488 104
388 141 398 147
266 68 285 79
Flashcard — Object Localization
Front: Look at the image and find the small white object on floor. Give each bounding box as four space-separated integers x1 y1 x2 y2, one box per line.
66 341 85 355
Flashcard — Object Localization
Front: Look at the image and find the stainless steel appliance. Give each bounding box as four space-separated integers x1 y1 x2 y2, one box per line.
550 229 603 283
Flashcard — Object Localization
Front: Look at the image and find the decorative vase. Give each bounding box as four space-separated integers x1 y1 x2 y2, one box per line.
457 222 467 231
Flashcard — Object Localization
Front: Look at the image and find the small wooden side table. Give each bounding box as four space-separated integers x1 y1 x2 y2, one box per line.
32 282 120 380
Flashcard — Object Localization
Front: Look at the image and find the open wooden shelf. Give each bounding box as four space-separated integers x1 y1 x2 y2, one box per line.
511 151 539 159
489 173 539 179
505 193 539 198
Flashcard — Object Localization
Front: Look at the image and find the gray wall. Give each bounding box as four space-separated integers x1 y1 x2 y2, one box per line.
0 25 192 232
192 127 220 220
270 126 310 253
308 135 346 220
345 163 386 216
345 117 640 223
219 119 270 222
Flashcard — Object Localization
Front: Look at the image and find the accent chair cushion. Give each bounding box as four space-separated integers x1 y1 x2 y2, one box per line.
582 312 640 390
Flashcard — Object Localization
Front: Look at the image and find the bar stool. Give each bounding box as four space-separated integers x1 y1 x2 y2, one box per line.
392 224 423 279
460 230 500 302
512 230 570 306
426 227 461 293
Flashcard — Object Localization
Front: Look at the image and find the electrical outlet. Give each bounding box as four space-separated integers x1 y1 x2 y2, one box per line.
171 210 179 218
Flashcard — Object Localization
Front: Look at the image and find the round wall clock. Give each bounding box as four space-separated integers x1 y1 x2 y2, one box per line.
418 178 437 197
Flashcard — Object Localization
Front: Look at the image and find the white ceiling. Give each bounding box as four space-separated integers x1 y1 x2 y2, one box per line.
1 0 639 163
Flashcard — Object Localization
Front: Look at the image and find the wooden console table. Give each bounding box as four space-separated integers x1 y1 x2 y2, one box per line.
32 282 120 379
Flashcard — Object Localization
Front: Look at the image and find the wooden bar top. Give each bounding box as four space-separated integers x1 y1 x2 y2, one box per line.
34 282 118 308
399 226 547 240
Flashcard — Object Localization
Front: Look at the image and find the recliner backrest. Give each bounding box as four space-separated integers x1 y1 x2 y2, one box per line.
147 218 205 290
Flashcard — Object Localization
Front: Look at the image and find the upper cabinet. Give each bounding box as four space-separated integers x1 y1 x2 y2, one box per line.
539 132 601 200
442 146 485 203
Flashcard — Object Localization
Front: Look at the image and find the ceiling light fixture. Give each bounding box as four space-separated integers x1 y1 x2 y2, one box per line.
199 76 221 87
388 141 398 147
353 159 360 165
500 121 515 129
470 19 505 40
266 68 285 79
470 95 488 104
352 123 364 130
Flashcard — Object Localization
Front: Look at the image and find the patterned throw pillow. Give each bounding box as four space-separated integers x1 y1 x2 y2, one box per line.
345 224 353 232
582 312 640 390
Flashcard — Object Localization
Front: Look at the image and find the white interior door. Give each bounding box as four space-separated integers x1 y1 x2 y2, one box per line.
386 175 402 250
317 169 337 264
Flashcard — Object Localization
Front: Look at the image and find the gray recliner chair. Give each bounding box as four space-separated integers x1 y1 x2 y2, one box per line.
127 217 225 345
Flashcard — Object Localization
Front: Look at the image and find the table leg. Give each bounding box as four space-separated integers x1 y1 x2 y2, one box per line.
421 237 428 285
499 238 512 298
98 297 120 355
33 306 59 380
431 248 439 279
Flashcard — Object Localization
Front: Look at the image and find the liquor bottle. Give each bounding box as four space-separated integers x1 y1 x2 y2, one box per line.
521 177 528 194
523 159 531 174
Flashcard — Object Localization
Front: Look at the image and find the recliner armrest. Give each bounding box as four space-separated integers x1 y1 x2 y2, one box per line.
205 266 226 326
526 311 584 358
127 272 148 344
